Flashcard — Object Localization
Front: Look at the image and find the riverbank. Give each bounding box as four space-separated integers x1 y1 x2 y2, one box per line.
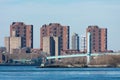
0 63 120 68
38 64 120 68
0 63 39 66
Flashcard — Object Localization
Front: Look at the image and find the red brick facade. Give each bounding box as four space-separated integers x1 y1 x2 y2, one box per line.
86 26 107 53
10 22 33 48
40 23 69 51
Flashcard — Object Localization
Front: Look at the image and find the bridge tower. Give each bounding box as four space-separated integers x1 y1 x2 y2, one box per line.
87 32 91 64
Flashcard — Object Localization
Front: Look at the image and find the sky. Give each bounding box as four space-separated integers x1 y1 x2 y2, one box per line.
0 0 120 51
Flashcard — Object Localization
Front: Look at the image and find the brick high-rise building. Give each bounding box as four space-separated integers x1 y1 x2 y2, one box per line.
40 23 69 51
10 22 33 48
86 25 107 53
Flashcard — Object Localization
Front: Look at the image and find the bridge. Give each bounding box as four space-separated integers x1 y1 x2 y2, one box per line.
47 52 120 64
46 33 120 64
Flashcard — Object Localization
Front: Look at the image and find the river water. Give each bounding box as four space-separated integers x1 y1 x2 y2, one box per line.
0 66 120 80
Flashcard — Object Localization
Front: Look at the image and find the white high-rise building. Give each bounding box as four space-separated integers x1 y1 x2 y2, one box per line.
71 33 79 50
80 35 86 52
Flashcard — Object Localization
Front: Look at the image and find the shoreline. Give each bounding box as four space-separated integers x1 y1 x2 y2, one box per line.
38 64 120 68
0 63 38 66
0 63 120 68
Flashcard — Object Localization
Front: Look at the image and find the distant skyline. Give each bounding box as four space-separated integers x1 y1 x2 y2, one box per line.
0 0 120 51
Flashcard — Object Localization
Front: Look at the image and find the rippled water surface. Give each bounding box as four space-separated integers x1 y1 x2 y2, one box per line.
0 66 120 80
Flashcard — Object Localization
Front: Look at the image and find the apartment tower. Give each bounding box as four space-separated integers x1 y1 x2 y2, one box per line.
40 23 69 51
86 25 107 53
10 22 33 48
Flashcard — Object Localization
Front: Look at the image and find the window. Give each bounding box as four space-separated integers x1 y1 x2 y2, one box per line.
93 47 95 49
93 33 95 36
17 27 20 29
24 34 26 37
17 34 19 36
54 31 56 34
60 31 63 34
93 40 95 42
30 31 32 33
93 37 95 40
54 28 56 30
42 29 44 31
23 30 26 33
24 27 26 29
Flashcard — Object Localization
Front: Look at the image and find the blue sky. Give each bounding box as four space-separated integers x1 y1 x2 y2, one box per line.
0 0 120 51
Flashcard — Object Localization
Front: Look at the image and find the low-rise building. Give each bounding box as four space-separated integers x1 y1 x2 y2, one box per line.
5 36 22 54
